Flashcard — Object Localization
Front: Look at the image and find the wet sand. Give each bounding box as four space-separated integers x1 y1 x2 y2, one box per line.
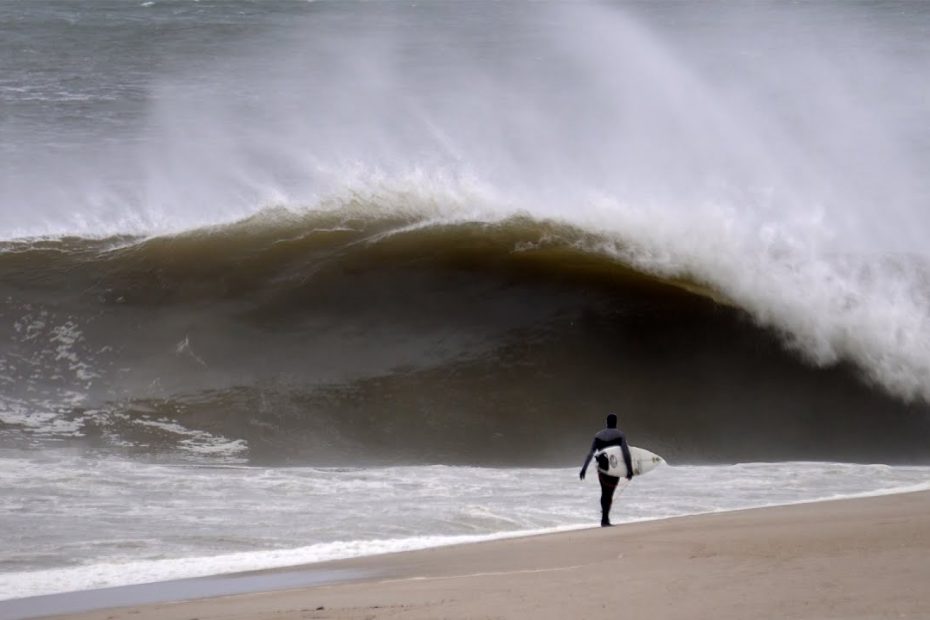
28 490 930 620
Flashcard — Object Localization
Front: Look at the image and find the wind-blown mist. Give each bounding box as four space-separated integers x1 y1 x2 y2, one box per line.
2 1 930 462
5 2 927 233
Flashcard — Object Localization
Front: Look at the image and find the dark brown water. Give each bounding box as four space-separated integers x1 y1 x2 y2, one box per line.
2 211 928 465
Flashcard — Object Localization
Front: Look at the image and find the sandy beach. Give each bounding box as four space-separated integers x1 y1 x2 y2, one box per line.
24 489 929 620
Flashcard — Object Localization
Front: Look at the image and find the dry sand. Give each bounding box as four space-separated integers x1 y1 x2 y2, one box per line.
40 490 930 620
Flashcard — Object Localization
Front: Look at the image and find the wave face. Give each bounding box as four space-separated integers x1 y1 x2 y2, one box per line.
2 211 928 464
2 1 930 463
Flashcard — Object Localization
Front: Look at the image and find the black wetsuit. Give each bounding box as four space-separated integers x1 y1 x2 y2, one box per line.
580 428 633 526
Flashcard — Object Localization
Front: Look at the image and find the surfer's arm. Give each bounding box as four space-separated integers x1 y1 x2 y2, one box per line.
579 439 597 479
620 434 633 480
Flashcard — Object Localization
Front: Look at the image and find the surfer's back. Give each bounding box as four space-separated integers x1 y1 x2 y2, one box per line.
593 428 626 450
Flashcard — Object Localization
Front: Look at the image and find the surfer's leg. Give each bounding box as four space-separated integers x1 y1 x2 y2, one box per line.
597 472 620 526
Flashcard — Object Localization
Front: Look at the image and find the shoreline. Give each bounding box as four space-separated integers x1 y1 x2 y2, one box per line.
6 482 928 615
10 488 930 620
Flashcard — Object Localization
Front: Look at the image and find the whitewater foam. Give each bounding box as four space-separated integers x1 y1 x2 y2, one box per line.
1 454 928 601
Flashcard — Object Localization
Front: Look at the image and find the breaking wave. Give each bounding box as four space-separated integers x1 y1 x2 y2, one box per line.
2 202 929 465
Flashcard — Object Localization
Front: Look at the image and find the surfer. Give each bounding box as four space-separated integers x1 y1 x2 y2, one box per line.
579 413 633 527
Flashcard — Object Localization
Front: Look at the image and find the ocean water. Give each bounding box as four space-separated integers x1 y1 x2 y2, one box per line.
2 0 930 606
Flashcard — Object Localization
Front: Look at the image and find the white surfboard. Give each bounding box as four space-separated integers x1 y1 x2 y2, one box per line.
595 445 665 478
